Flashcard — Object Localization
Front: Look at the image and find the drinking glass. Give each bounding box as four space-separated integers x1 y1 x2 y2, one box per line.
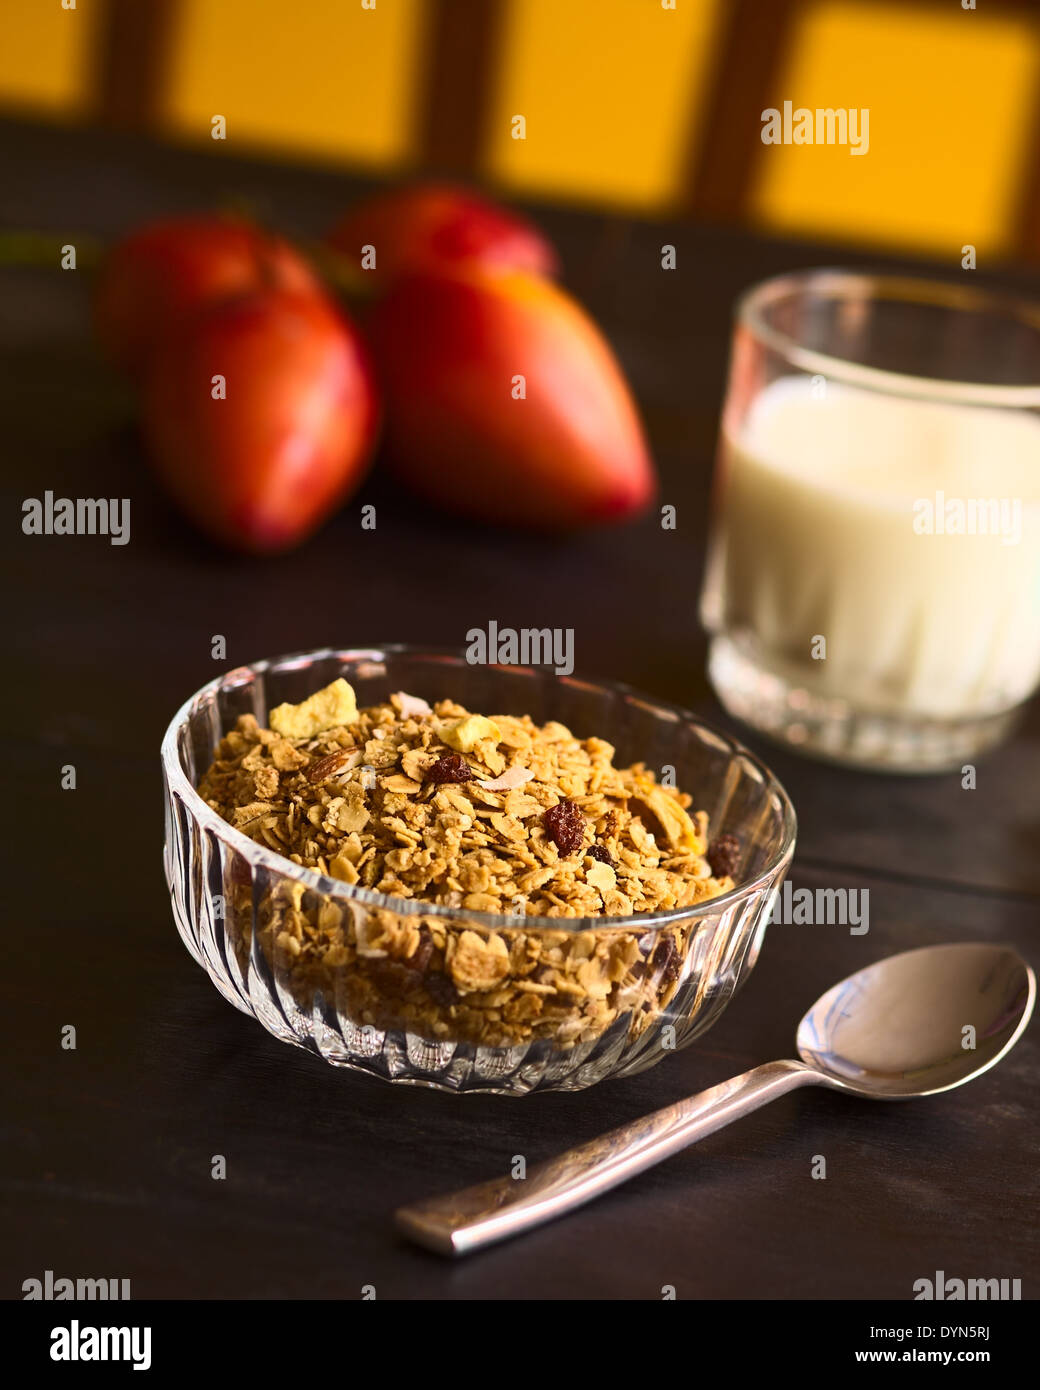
700 269 1040 772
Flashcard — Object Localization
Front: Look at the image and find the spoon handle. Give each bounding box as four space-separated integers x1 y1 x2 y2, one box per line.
395 1058 820 1256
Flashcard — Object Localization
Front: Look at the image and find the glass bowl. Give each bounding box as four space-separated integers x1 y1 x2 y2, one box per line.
161 648 797 1095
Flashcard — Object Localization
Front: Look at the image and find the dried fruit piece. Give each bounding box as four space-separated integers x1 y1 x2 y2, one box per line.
427 753 474 785
543 799 586 855
652 934 680 984
306 748 359 783
707 833 741 879
439 713 502 752
392 691 432 719
404 927 435 974
586 844 615 867
269 678 358 738
425 971 459 1007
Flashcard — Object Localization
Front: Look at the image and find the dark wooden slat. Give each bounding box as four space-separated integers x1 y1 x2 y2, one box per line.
1014 78 1040 263
91 0 181 131
685 0 799 221
416 0 505 175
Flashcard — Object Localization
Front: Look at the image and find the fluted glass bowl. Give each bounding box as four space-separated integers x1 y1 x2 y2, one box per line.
161 648 797 1094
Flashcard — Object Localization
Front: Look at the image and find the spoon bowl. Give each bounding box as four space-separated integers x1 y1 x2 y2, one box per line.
796 942 1035 1099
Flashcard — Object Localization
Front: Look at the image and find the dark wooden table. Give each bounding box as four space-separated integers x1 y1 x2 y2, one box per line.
2 120 1037 1301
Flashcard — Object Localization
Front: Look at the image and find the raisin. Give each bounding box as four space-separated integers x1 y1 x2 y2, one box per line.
367 959 410 992
425 971 459 1007
586 844 615 868
427 753 473 785
404 926 434 974
707 832 741 879
652 935 680 984
543 799 586 855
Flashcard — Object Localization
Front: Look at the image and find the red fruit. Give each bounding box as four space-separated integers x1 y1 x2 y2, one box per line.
326 184 558 289
94 216 322 377
142 289 379 553
366 268 655 527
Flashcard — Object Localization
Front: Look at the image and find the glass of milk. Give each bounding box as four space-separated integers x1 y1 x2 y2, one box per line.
700 270 1040 772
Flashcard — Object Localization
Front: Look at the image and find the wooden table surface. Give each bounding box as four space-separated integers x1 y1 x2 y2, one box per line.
2 120 1037 1301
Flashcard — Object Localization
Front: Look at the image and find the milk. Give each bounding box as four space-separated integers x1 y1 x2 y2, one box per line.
703 376 1040 719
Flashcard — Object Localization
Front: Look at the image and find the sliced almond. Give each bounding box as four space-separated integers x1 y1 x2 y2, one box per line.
586 861 617 893
306 748 361 783
478 766 535 791
630 787 700 850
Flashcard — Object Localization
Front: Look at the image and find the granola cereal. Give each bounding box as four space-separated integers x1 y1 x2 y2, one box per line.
197 679 739 1050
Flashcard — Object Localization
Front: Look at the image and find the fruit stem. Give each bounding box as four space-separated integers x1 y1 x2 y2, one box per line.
0 225 372 314
0 230 106 270
304 242 377 306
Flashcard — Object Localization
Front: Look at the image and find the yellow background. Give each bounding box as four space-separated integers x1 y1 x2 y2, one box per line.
2 0 1038 261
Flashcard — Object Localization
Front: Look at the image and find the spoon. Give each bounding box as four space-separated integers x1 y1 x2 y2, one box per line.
395 942 1034 1257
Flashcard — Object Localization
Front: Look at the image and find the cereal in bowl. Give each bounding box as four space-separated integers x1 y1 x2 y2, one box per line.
197 680 739 1049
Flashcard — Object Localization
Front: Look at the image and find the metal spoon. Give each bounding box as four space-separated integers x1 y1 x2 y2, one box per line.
395 942 1034 1257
